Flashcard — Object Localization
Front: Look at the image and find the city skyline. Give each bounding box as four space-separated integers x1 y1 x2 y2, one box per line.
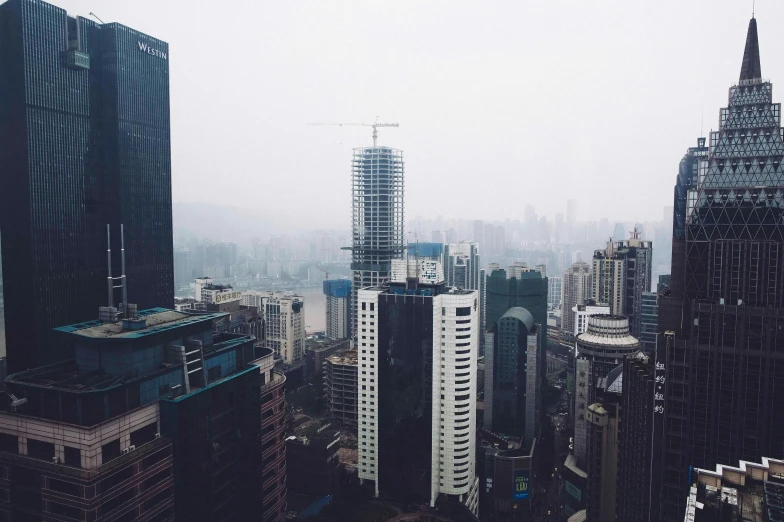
23 0 779 230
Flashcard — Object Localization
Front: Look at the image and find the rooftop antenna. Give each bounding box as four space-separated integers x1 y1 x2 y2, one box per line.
89 12 105 24
106 224 128 313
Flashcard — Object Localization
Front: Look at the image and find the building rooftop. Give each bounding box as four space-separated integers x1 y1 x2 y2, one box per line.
55 308 226 339
326 350 357 366
685 456 784 522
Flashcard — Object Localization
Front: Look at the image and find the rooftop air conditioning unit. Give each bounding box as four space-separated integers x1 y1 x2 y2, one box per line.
128 445 136 451
155 433 161 439
52 457 59 464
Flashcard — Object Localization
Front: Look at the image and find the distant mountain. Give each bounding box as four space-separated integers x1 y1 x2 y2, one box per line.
173 201 282 244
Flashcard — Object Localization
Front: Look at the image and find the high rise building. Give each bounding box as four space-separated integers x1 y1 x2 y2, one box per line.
0 0 174 373
444 242 480 290
357 259 479 514
591 233 653 337
658 17 784 521
573 316 640 464
561 261 593 340
585 364 622 522
324 350 358 429
0 307 286 521
639 292 658 354
483 307 542 446
485 265 548 388
616 353 664 522
323 279 352 340
548 276 562 309
243 292 305 364
494 226 506 256
350 146 405 342
572 301 611 338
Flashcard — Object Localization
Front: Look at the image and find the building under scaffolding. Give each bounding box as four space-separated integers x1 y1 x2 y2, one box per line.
324 351 358 429
350 147 405 341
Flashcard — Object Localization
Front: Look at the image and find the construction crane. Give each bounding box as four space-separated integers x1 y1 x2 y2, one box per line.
307 117 399 147
313 265 329 281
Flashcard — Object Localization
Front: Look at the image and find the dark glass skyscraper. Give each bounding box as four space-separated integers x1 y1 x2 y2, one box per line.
659 17 784 521
0 0 174 373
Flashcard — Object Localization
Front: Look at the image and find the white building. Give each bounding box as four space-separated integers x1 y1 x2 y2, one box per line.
548 276 562 310
243 291 305 364
357 259 479 515
572 302 611 338
561 261 593 339
444 242 480 290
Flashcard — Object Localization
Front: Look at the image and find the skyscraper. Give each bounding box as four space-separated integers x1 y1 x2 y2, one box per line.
350 146 405 342
357 259 479 514
573 316 640 464
0 0 174 373
444 242 480 290
561 261 593 340
658 17 784 521
323 279 352 340
483 307 542 445
591 233 653 337
547 275 562 310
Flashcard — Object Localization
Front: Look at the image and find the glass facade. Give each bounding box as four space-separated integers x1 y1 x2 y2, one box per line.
659 18 784 521
0 0 173 373
377 291 434 503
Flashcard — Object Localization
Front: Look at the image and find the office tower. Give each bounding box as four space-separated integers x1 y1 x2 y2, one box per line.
574 316 640 463
324 350 358 428
0 0 174 373
548 276 562 309
473 220 484 245
561 261 593 340
684 457 784 521
617 353 664 522
639 292 658 353
585 365 622 522
350 146 405 342
485 265 548 388
658 17 784 521
323 279 352 340
244 292 305 364
0 307 287 522
591 233 653 337
444 242 480 290
431 230 444 244
483 307 542 446
357 259 479 514
535 264 547 278
445 228 457 244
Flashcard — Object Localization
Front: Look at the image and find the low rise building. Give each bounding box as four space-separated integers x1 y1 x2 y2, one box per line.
324 351 358 429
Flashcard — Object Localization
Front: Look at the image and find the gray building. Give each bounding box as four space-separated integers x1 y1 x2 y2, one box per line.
444 242 480 290
350 146 405 342
561 261 593 340
639 292 658 354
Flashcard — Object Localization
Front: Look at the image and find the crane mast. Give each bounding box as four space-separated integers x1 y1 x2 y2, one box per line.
307 118 399 146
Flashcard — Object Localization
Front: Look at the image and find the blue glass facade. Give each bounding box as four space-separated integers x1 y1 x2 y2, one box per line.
0 0 173 373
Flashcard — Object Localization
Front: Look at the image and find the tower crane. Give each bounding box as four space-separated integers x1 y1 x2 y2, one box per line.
307 117 399 147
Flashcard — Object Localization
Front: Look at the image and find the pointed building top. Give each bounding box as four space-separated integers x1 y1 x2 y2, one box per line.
739 17 762 81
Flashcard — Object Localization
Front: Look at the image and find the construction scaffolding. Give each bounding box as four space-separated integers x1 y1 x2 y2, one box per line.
350 147 405 340
324 350 358 429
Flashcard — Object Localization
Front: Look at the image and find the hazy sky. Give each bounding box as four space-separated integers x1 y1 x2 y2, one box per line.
55 0 783 229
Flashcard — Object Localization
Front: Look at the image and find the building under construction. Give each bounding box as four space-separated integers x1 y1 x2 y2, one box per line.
324 350 358 429
350 146 405 341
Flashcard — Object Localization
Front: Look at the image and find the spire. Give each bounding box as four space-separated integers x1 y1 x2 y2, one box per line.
739 17 762 81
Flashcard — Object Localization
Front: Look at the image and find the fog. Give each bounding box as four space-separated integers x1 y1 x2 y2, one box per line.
50 0 783 231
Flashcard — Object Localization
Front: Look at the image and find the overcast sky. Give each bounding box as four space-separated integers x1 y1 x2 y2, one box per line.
55 0 783 229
